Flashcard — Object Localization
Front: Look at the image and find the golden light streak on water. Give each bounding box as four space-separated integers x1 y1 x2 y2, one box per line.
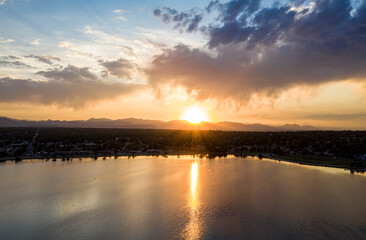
190 161 198 208
181 160 201 239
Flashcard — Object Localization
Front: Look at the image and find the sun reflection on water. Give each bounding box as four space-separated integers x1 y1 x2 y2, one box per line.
182 160 201 239
190 161 198 208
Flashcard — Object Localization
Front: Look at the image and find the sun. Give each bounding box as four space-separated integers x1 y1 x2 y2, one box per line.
181 106 209 124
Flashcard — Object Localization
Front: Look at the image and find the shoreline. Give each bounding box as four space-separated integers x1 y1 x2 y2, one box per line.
262 155 349 170
1 152 362 172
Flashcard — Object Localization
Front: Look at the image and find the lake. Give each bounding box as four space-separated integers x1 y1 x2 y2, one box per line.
0 156 365 239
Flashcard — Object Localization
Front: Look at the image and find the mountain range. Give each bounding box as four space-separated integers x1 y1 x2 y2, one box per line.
0 116 322 131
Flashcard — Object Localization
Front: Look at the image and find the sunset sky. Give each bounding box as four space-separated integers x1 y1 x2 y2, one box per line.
0 0 366 129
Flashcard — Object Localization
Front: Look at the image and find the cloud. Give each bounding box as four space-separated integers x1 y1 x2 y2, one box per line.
143 39 167 49
113 9 130 14
58 41 73 49
147 0 366 104
0 60 31 68
0 0 6 6
82 26 126 43
57 40 95 58
0 65 139 108
25 54 61 65
0 37 14 44
207 2 294 48
152 7 204 32
1 55 20 60
31 39 41 45
99 58 137 79
119 45 137 58
36 65 97 82
116 16 127 21
113 9 130 21
146 44 257 102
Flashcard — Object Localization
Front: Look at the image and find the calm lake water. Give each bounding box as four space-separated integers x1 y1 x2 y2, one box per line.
0 156 366 240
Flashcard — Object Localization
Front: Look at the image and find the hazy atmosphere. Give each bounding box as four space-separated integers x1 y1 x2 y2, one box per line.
1 2 366 239
0 0 366 129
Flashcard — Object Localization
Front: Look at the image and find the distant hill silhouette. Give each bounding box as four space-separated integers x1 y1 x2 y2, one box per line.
0 116 322 131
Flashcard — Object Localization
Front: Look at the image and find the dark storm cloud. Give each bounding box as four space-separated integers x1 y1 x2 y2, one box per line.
147 0 366 102
206 0 260 22
208 3 296 48
0 65 139 108
152 7 204 32
25 54 61 65
99 58 137 79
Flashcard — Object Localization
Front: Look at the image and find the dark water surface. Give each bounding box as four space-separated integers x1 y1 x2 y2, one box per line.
0 156 366 239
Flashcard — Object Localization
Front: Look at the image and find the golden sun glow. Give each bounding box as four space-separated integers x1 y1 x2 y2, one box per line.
181 106 209 124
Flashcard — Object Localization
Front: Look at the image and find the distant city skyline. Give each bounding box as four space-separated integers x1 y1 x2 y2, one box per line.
1 0 366 129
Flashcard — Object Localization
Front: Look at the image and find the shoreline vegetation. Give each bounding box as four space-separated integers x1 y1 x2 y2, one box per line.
1 127 365 173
